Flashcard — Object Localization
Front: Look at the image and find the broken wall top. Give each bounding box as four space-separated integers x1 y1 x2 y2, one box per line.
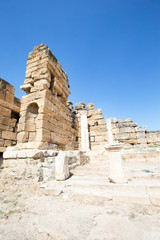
0 78 20 109
21 44 70 103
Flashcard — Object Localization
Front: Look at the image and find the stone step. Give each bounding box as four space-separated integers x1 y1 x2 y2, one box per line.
66 175 160 205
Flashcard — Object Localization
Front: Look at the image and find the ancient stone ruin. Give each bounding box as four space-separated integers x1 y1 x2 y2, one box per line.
0 78 20 155
18 44 78 150
0 44 160 189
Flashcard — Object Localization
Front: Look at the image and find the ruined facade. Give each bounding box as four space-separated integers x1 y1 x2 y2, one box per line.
0 78 20 155
111 118 160 147
1 43 160 183
17 44 78 150
0 43 160 156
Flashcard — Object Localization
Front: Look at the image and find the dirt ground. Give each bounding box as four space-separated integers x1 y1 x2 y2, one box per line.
0 181 160 240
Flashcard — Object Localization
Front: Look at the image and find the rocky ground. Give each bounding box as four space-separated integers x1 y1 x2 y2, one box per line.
0 181 160 240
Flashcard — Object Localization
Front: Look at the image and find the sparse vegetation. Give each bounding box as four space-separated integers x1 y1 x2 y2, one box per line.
149 145 159 148
129 212 137 220
106 210 119 215
122 156 126 161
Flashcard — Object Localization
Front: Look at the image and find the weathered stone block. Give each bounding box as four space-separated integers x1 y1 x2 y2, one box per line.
119 127 133 133
4 140 11 147
115 132 130 140
2 131 17 140
0 106 11 117
5 90 14 104
0 139 4 147
25 123 36 132
55 151 69 180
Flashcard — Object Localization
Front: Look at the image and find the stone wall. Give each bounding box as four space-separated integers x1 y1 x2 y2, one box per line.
2 149 89 182
75 102 160 151
75 102 108 151
111 118 160 147
17 44 78 150
0 78 20 153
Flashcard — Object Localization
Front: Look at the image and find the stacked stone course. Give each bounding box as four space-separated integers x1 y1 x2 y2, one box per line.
1 43 160 183
0 78 20 153
17 44 78 150
111 118 160 147
75 102 108 151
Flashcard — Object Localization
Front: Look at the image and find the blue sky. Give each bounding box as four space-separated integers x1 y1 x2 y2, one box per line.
0 0 160 130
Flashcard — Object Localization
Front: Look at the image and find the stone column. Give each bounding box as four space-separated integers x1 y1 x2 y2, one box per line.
106 118 113 144
80 110 90 151
105 143 127 183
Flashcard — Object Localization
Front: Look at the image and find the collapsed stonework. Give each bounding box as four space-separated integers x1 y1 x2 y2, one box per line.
1 43 160 183
0 78 20 154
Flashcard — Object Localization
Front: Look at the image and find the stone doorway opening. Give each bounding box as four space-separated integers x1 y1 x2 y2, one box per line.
26 103 39 142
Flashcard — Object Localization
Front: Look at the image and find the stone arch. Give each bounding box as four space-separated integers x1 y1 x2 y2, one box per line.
25 102 39 142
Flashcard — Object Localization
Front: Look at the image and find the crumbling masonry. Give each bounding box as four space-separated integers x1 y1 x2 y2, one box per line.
0 43 160 181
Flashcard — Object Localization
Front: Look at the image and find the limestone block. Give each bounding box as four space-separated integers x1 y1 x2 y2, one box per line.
0 106 11 117
4 140 12 147
17 123 25 132
95 136 105 142
0 147 6 152
24 78 34 85
3 150 18 159
36 129 50 142
51 132 68 145
25 123 36 132
28 132 36 142
136 131 145 139
0 124 13 131
98 119 106 125
75 102 86 110
115 132 130 140
0 139 4 147
9 118 17 127
21 92 36 104
17 132 29 143
118 118 133 123
89 115 104 120
105 143 127 184
135 126 147 132
130 132 137 139
137 138 147 144
5 90 14 104
119 127 133 133
20 84 32 93
34 79 50 90
55 151 69 180
2 131 16 140
128 139 138 145
27 150 44 159
36 90 45 100
146 132 158 143
90 130 107 136
17 150 27 158
25 117 35 124
112 128 119 134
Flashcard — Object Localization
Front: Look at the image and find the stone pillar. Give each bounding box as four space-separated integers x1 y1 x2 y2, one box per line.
105 143 127 183
106 118 113 144
55 151 70 181
80 110 90 151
